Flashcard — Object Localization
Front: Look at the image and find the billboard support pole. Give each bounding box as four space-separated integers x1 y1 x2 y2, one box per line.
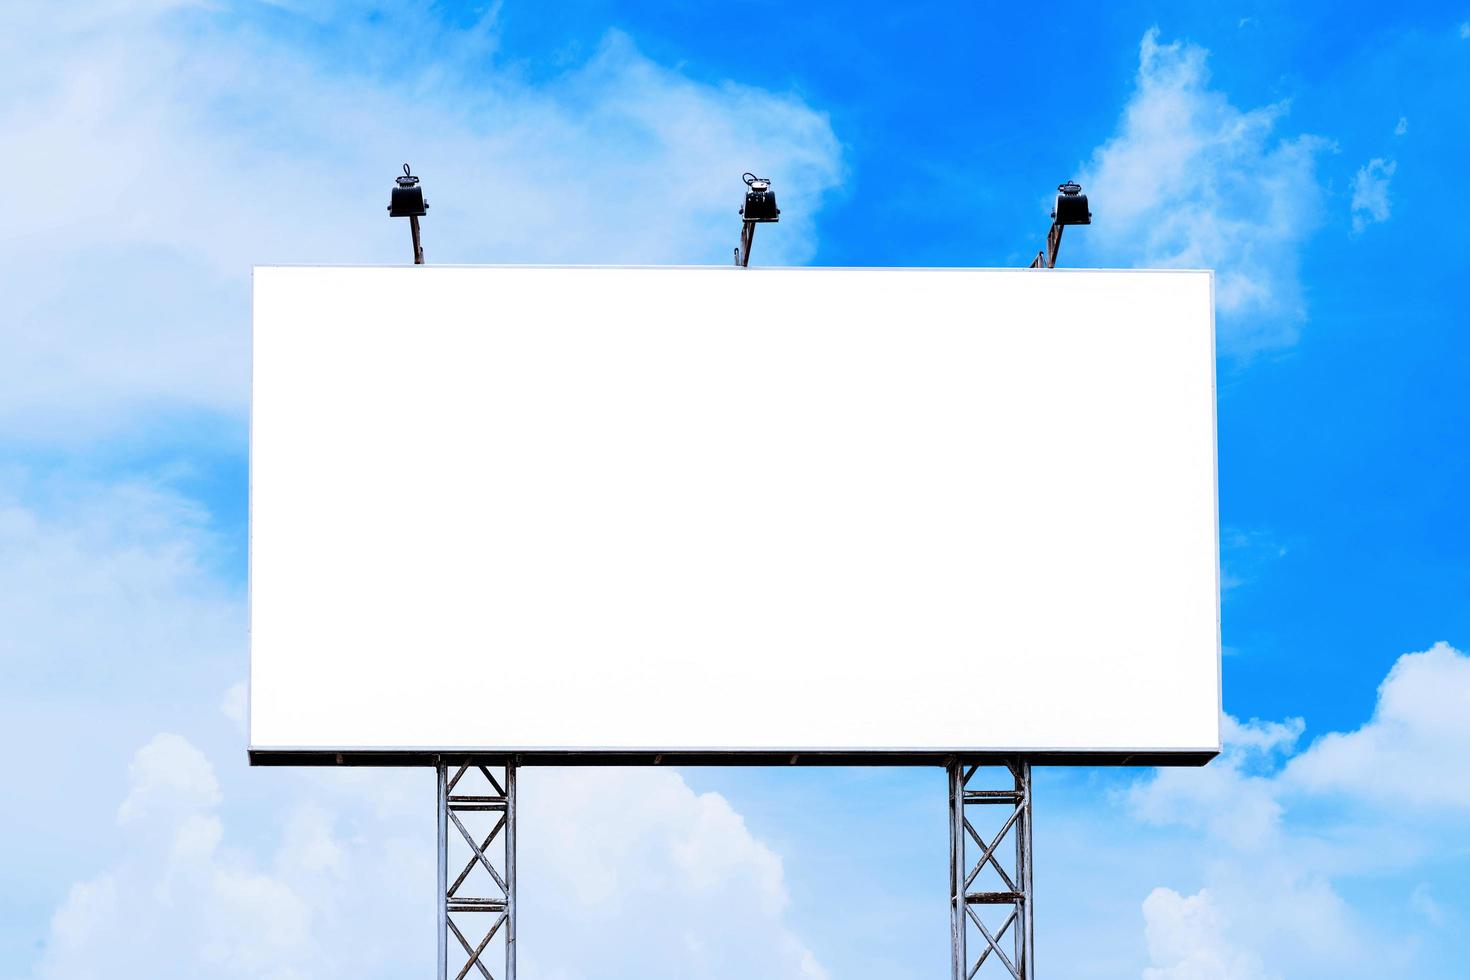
948 761 967 979
437 759 448 980
948 759 1034 980
505 763 517 980
438 759 517 980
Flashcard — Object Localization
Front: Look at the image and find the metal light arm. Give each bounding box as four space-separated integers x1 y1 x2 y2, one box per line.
735 221 757 268
410 215 425 265
1029 222 1064 269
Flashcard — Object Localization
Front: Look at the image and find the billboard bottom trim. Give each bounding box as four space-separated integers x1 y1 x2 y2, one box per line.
248 748 1218 768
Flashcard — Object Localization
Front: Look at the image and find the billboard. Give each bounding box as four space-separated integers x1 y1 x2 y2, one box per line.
250 266 1219 765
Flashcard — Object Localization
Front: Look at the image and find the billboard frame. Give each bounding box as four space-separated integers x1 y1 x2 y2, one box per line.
248 265 1222 770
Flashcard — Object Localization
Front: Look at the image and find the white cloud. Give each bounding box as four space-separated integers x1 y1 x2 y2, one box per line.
520 768 825 979
1349 158 1397 233
1123 642 1470 977
1284 642 1470 808
0 472 242 697
116 732 221 824
36 737 825 980
1076 29 1331 353
1460 22 1469 40
1142 887 1266 980
1218 714 1301 755
220 680 248 731
1127 717 1366 976
1394 116 1409 136
39 736 321 980
0 1 844 443
1130 716 1300 851
0 468 255 975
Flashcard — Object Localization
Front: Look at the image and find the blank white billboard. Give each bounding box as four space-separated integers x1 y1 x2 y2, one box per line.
250 266 1219 764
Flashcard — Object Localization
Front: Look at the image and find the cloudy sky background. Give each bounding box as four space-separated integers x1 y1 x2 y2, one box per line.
3 1 1469 977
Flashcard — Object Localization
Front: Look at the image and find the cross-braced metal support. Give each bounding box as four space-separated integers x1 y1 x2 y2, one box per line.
438 759 516 980
949 759 1034 980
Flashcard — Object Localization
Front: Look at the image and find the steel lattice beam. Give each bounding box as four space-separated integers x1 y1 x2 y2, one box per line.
950 760 1034 980
439 760 516 980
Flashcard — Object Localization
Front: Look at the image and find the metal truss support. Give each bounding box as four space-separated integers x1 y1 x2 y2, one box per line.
949 759 1034 980
438 759 516 980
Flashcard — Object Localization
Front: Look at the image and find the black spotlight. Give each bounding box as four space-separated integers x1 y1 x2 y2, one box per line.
1051 181 1091 226
388 163 427 264
740 173 780 223
388 163 428 218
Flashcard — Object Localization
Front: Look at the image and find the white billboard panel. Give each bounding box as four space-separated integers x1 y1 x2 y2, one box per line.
250 266 1219 763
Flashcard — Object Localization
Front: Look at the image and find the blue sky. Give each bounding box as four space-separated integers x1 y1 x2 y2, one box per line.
2 1 1468 977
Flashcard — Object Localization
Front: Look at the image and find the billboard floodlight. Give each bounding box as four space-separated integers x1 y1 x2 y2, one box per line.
1052 181 1091 226
387 163 428 264
1031 179 1092 269
741 173 780 223
734 172 779 267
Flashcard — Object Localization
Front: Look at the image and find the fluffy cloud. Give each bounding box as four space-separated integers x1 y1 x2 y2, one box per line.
521 768 824 979
0 472 241 697
1076 29 1331 353
1284 642 1470 808
1125 643 1470 978
0 469 253 975
1130 715 1301 851
1349 158 1397 233
35 736 824 980
117 733 221 824
1127 717 1362 977
0 1 843 443
38 735 322 980
1141 887 1265 980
